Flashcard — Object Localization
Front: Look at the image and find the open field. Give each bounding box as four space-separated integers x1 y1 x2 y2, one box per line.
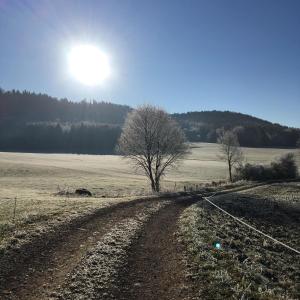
0 143 299 242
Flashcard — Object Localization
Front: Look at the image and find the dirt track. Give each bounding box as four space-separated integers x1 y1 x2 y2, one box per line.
113 197 197 300
0 195 198 300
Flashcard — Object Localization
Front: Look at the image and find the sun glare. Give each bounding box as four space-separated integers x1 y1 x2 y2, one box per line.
68 45 111 86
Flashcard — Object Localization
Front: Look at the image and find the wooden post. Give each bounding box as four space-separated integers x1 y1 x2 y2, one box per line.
13 197 17 222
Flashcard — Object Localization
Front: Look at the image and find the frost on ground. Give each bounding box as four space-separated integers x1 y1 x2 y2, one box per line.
178 185 300 299
53 200 171 300
0 200 128 287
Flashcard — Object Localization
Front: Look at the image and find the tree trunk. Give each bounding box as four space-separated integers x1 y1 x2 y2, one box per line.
150 177 156 192
154 178 160 192
228 162 233 182
147 163 157 192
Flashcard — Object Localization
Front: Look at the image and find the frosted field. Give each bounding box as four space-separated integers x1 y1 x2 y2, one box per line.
0 142 299 241
0 142 299 197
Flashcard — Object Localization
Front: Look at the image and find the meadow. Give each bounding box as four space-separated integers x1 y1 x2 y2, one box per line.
0 142 299 243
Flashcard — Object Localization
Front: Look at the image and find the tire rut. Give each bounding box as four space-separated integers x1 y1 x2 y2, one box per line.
113 197 198 300
0 197 167 300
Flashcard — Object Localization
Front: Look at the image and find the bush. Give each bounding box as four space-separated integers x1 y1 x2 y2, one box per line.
271 153 298 179
235 153 298 181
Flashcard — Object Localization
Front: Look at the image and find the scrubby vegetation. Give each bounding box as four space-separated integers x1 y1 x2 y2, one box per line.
236 153 298 181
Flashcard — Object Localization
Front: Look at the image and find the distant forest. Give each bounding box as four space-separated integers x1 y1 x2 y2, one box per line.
0 89 130 154
174 111 300 148
0 89 299 154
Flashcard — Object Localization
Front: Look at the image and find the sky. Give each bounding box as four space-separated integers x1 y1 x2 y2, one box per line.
0 0 299 127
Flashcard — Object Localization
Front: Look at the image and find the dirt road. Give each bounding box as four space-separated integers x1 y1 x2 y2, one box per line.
113 198 196 300
0 195 198 300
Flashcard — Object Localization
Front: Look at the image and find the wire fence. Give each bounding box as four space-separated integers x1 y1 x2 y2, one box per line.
203 194 300 255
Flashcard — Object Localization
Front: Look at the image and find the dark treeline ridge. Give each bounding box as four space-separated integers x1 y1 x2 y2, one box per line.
0 89 131 124
0 89 299 154
173 111 300 148
0 89 129 154
0 122 121 154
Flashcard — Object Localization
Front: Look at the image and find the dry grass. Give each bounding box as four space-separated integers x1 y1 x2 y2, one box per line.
178 182 300 299
0 143 299 243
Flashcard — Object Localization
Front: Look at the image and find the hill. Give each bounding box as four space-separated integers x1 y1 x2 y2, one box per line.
0 89 131 124
0 89 299 153
173 111 300 148
0 89 130 154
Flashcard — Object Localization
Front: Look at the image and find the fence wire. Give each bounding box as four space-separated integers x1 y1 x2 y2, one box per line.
203 195 300 255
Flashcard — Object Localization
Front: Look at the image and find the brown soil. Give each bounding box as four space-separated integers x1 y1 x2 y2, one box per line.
0 195 199 300
0 197 165 300
113 197 197 300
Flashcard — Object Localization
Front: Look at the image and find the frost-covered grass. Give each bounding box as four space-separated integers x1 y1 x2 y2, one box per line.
54 200 171 300
0 195 139 244
0 145 298 243
178 183 300 299
0 199 143 287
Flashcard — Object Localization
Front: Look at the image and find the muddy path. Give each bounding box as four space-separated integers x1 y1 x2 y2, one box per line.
0 197 170 300
1 195 199 300
113 197 198 300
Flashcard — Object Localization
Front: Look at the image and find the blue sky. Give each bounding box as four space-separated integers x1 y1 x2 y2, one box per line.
0 0 299 127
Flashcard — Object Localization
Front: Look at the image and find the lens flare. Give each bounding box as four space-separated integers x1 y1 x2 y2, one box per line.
213 242 222 249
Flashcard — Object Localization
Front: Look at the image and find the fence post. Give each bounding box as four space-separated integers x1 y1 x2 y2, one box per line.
13 197 17 222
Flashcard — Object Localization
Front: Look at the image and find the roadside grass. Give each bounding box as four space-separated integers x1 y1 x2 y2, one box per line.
178 182 300 299
0 195 141 246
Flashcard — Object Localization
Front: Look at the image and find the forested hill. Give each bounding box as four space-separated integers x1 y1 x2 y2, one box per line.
173 111 272 128
0 89 299 154
173 111 300 148
0 89 131 124
0 89 131 154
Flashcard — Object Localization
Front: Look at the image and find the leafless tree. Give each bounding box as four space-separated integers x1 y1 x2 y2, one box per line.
217 128 243 182
118 105 189 192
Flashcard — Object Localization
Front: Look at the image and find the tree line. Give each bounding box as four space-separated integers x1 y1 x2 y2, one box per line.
0 122 121 154
174 111 300 148
0 89 128 154
0 89 299 154
0 88 130 124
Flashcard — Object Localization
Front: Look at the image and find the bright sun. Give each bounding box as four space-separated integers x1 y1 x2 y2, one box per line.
68 45 111 86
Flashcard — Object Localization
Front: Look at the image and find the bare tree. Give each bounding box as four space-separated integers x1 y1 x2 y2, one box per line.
217 128 243 182
118 105 188 192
